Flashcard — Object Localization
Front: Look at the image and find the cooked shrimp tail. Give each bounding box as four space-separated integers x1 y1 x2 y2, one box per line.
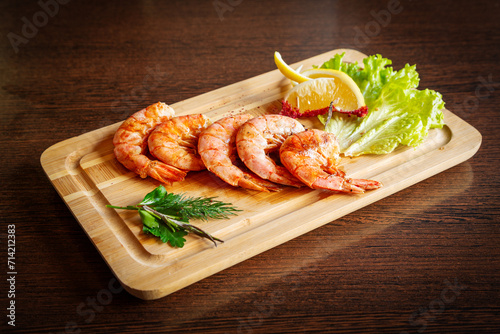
309 172 366 193
236 169 282 192
145 160 187 185
349 178 383 191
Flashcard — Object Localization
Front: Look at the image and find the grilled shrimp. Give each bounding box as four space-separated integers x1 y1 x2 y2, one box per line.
280 129 382 193
198 114 282 192
148 114 212 171
113 102 187 184
236 114 305 187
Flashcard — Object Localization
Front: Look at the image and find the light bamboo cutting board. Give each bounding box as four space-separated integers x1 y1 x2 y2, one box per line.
41 49 481 300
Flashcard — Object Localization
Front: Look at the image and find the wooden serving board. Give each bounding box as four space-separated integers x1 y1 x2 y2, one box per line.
41 49 481 300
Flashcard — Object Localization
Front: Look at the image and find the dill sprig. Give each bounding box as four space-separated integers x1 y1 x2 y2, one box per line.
150 191 241 221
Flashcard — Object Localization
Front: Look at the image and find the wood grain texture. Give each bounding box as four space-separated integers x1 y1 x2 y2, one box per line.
1 0 499 332
41 49 481 300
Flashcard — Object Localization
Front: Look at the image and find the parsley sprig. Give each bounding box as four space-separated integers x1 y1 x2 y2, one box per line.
106 185 240 247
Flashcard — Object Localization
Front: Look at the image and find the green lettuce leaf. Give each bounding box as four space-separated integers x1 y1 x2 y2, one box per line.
317 53 444 156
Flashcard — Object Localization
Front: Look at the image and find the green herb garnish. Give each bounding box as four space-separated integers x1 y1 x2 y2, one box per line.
107 185 240 247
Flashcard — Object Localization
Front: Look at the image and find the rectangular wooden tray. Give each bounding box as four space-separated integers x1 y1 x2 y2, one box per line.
40 49 482 300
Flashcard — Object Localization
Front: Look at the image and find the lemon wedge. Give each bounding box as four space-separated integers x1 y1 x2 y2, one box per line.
283 77 365 115
275 52 366 117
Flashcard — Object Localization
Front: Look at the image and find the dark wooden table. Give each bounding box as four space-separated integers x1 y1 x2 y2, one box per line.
1 0 499 333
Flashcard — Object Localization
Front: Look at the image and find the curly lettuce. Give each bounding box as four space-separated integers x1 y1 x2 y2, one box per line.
317 53 445 156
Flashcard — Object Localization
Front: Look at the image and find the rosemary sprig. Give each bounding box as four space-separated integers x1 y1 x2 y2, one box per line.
106 185 240 247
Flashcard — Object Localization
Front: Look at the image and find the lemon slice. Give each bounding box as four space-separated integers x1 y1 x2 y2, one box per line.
274 51 311 84
283 77 365 115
